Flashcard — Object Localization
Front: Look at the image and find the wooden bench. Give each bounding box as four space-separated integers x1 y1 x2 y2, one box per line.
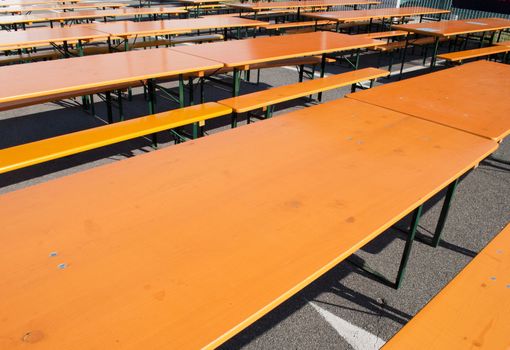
0 102 232 174
438 45 510 64
495 40 510 47
383 223 510 349
218 67 389 125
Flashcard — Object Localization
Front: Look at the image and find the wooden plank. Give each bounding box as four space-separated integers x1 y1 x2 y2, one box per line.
0 48 223 104
394 17 510 37
383 223 510 349
304 7 449 22
438 45 510 62
228 0 379 11
347 60 510 141
172 31 383 68
218 67 389 113
0 98 497 350
0 103 232 174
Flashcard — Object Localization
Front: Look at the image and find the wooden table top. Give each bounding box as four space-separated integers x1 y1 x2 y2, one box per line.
0 0 80 5
383 223 510 349
228 0 379 11
0 14 43 24
172 31 382 67
0 2 126 13
347 61 510 141
394 17 510 37
0 25 108 48
0 7 186 25
0 98 497 350
304 6 450 22
85 17 266 37
0 48 223 103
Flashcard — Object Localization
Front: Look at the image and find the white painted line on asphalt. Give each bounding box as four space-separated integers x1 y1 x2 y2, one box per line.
310 302 386 350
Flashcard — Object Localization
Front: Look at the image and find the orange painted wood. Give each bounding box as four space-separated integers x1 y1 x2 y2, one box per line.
354 30 408 39
0 0 80 5
0 103 232 174
495 40 510 47
0 26 108 48
172 31 383 67
383 223 510 349
218 67 389 113
438 45 510 61
0 98 497 350
228 0 379 11
394 17 510 37
85 17 266 38
347 61 510 141
0 48 223 104
304 7 449 22
0 3 126 14
0 7 187 25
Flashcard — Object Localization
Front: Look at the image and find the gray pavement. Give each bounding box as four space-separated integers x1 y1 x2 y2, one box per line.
1 15 509 350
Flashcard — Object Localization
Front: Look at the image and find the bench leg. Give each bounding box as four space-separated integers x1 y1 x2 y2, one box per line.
348 205 423 289
231 112 238 128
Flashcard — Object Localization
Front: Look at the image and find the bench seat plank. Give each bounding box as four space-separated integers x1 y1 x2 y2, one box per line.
438 45 510 62
218 67 389 113
0 103 231 174
383 223 510 349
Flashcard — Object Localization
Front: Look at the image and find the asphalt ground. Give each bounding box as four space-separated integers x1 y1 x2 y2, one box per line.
1 11 509 350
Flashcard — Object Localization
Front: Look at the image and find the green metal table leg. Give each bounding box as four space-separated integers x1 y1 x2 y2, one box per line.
147 79 156 114
176 75 185 108
117 90 124 121
430 179 459 247
347 205 423 290
395 205 422 289
398 34 410 80
317 54 326 101
188 77 195 106
105 91 113 123
232 68 241 97
430 36 440 68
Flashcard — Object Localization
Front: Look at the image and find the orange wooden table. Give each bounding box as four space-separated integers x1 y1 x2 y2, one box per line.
0 25 109 52
85 16 266 40
0 7 187 30
393 17 510 68
172 31 382 95
0 0 80 5
383 222 510 349
0 2 126 15
228 0 380 19
304 7 450 30
0 98 497 350
0 48 222 113
347 60 510 142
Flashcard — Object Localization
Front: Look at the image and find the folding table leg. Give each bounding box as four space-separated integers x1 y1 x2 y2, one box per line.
232 68 241 97
416 179 459 248
317 54 327 101
430 37 440 69
105 91 113 123
347 205 423 290
398 34 410 80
